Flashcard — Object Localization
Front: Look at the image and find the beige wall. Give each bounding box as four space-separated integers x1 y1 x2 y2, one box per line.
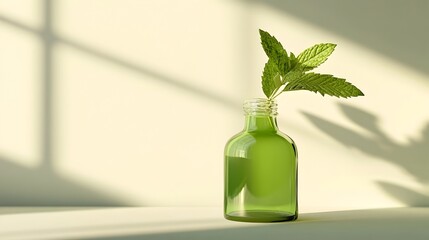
1 0 428 212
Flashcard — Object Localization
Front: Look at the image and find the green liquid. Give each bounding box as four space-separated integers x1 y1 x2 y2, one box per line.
224 116 298 222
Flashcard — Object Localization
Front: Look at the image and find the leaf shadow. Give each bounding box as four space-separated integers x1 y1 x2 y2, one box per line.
301 103 429 206
247 0 429 77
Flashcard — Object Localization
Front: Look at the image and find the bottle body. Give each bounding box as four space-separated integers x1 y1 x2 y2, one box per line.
224 99 298 222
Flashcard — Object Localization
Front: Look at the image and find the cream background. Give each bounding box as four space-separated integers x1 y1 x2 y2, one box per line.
0 0 428 212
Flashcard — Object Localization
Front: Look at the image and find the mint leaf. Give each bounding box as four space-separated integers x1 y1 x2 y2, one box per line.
259 29 290 75
258 30 364 100
273 73 282 89
284 73 364 98
297 43 336 71
289 52 299 70
261 59 281 98
283 64 304 84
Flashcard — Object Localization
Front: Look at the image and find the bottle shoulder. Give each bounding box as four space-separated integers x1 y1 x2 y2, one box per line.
276 131 296 145
225 130 295 148
225 130 297 158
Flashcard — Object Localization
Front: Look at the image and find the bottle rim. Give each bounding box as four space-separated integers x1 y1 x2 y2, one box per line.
243 98 278 116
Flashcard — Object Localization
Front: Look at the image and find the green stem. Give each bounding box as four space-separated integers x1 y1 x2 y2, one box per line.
269 84 286 100
271 90 283 100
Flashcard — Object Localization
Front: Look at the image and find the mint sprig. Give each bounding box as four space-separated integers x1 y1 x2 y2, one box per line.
259 29 364 99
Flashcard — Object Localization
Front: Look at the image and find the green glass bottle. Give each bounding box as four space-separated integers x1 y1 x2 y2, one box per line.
224 98 298 222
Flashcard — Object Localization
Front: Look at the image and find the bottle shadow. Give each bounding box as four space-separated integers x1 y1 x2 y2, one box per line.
81 208 429 240
301 103 429 206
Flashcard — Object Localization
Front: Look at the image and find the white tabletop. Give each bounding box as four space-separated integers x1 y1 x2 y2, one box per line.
0 207 428 240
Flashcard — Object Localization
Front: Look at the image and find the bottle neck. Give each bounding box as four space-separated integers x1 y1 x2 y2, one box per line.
244 115 278 132
242 98 278 133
